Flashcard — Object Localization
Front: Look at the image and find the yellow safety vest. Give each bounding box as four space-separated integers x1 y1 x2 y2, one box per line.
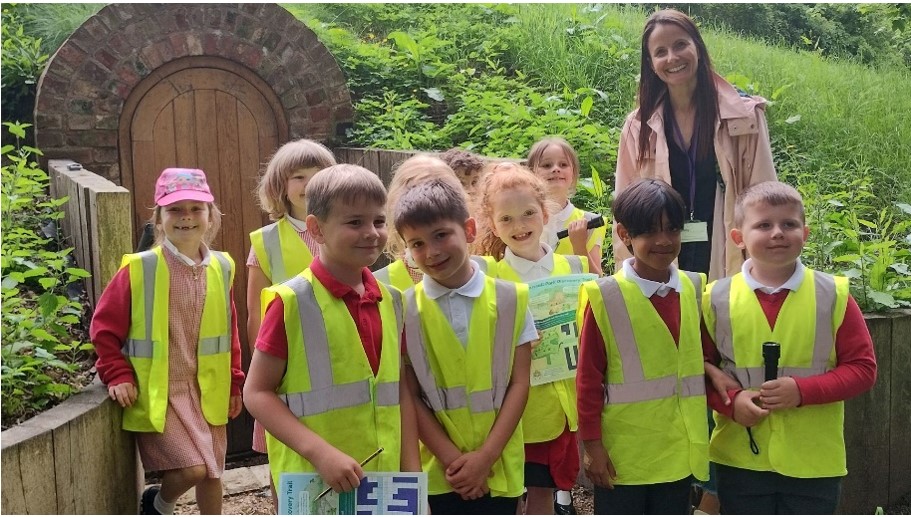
703 270 849 478
249 217 313 284
374 255 498 291
497 254 588 443
264 269 404 486
579 269 709 484
554 207 606 258
120 246 235 432
404 277 528 497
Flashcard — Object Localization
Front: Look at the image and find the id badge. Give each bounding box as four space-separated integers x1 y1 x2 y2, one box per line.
681 220 708 243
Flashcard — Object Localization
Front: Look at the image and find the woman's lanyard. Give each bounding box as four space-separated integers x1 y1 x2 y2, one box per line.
670 112 709 243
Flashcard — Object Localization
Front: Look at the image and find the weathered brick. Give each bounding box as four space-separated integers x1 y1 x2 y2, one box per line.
281 89 304 109
92 147 119 163
235 15 254 40
68 115 95 130
203 33 219 55
82 16 109 42
205 8 223 29
153 39 174 64
116 65 140 86
95 115 119 130
140 44 164 70
305 89 326 106
169 33 188 57
186 34 203 56
44 147 93 165
36 113 63 130
94 49 118 70
261 32 281 53
57 44 89 70
68 98 95 115
66 130 118 148
37 94 65 112
107 33 131 57
174 9 190 30
83 61 111 85
238 43 263 69
224 10 238 32
309 106 330 123
38 130 66 147
334 105 354 121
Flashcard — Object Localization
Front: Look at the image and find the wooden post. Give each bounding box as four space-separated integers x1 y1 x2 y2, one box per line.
889 309 911 505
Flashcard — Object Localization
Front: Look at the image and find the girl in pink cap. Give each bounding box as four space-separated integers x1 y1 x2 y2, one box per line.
91 167 245 514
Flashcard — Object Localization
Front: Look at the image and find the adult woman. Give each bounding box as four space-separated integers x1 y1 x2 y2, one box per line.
613 8 777 281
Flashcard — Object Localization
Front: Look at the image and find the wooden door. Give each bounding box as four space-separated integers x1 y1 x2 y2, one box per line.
121 58 287 456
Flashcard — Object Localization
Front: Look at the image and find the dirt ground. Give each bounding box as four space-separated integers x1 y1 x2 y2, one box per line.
175 485 596 515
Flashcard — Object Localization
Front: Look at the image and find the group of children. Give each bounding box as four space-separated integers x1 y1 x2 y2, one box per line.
92 135 876 515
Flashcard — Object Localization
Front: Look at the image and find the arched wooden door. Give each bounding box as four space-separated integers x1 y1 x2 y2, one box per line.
121 57 288 456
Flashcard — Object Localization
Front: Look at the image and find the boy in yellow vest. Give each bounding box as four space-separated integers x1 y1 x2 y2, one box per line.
703 181 877 514
393 178 537 514
243 164 421 495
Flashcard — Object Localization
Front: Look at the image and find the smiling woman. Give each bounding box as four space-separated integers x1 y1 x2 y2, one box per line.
612 8 778 283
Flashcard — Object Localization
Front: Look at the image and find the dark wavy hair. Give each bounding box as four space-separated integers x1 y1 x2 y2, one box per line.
637 9 718 164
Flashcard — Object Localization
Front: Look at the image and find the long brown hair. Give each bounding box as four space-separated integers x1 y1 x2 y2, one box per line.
636 9 718 164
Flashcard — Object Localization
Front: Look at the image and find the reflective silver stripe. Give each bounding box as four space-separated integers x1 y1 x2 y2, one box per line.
375 381 401 407
598 278 644 384
404 283 516 413
287 276 334 389
565 255 584 274
404 289 447 412
727 366 829 389
386 286 404 338
682 271 703 322
374 266 391 285
470 255 489 274
491 281 517 410
261 222 285 282
122 251 159 358
199 335 231 355
711 277 734 363
604 373 705 405
279 381 370 418
813 272 837 370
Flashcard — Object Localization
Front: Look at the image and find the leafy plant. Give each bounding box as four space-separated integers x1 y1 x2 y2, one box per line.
1 5 49 136
1 122 93 428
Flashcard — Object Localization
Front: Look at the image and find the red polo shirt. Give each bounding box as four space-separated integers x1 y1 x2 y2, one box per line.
255 258 384 375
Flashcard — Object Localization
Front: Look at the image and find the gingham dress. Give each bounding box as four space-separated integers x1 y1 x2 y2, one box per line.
135 247 226 478
246 221 319 453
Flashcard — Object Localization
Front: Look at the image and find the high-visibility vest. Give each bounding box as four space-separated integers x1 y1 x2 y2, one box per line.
405 277 528 497
264 269 404 486
579 269 709 484
249 217 313 284
554 207 606 257
497 254 587 443
704 270 849 478
374 255 498 291
120 246 235 432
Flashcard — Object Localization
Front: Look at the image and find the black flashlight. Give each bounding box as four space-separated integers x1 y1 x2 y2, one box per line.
763 341 781 382
556 215 605 239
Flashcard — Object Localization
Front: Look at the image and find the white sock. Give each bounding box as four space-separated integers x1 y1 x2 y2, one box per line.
154 492 176 515
556 490 572 505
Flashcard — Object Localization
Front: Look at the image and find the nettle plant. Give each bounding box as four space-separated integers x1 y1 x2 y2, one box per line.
1 122 93 426
798 174 911 312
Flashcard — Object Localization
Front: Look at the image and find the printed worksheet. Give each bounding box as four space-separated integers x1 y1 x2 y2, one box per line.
278 472 428 515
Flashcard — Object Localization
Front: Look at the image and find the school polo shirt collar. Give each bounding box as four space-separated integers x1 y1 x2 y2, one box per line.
422 261 483 300
285 214 308 233
503 243 554 279
622 257 681 298
310 257 382 303
742 258 806 294
162 238 211 266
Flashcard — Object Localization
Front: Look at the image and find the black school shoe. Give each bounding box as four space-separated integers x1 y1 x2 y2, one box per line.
140 485 162 515
554 491 576 515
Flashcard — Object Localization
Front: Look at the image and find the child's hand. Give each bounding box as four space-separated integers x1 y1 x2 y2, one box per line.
228 395 243 419
108 382 137 407
760 377 802 409
705 363 741 405
445 451 493 497
567 219 588 254
311 444 365 494
582 440 617 489
732 389 770 427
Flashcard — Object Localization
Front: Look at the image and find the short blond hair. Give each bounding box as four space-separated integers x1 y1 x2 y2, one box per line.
734 181 805 227
305 164 386 221
256 139 337 220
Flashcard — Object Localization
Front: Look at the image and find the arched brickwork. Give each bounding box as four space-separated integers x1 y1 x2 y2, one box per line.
34 3 353 182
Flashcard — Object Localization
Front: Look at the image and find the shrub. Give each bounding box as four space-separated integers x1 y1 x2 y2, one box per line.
1 5 49 138
1 122 93 429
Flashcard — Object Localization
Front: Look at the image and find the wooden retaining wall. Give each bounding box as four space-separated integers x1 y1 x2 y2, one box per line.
1 381 141 514
840 310 911 514
47 159 133 306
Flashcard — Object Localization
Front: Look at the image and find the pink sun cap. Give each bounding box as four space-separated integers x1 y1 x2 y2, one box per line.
154 168 214 206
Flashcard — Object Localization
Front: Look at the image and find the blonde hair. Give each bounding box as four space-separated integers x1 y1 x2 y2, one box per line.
734 181 805 227
256 139 337 220
149 202 223 248
385 154 463 259
472 161 555 261
305 164 386 221
526 137 581 193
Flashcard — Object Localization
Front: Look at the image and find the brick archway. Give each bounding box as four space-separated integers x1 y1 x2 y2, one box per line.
34 3 353 182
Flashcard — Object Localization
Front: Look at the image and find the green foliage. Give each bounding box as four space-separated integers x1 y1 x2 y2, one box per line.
15 3 105 55
1 5 49 133
1 122 93 427
798 174 911 312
